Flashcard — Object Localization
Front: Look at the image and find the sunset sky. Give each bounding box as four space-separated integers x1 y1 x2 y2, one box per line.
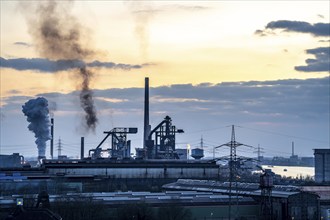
1 1 329 158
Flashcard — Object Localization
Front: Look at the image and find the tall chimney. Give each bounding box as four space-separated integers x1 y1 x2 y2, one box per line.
292 141 294 156
143 77 150 151
50 118 54 159
81 137 84 159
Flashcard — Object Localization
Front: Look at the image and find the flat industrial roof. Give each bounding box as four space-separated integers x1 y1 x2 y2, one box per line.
0 191 256 209
162 179 317 199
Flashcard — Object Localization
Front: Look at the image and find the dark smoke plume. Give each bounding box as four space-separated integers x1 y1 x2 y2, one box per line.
22 0 98 131
80 67 97 131
22 97 51 157
28 1 94 60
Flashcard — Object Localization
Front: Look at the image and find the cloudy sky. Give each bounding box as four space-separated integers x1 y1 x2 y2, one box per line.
0 1 329 159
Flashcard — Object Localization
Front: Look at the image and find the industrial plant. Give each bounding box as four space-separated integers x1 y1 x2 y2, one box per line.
1 78 329 220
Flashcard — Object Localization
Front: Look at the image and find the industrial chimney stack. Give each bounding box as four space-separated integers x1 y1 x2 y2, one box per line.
292 141 294 157
50 118 54 159
143 77 151 153
81 137 84 159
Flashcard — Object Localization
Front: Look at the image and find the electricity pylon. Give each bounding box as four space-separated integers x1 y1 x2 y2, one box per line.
214 125 255 220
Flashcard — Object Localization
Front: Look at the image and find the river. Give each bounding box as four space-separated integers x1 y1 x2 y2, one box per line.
262 165 314 178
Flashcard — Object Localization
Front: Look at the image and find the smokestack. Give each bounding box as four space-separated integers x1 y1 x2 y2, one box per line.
81 137 84 159
292 141 294 156
50 118 54 159
143 77 150 151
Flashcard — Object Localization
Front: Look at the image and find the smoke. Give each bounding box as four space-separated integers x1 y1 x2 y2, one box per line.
27 1 94 60
22 97 51 157
79 67 97 131
126 1 155 59
48 100 57 118
21 0 98 132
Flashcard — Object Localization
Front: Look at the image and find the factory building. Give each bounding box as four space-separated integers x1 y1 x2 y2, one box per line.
163 179 321 220
314 149 330 183
1 191 260 219
301 186 330 220
0 154 25 168
2 181 329 219
0 160 220 194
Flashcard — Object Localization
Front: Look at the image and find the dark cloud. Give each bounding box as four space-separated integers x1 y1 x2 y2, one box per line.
3 77 329 119
2 77 328 156
0 57 83 72
295 47 330 72
0 57 146 73
3 78 328 130
256 20 330 37
88 60 146 70
1 95 35 112
30 77 329 121
14 42 33 47
256 20 330 73
254 30 264 36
